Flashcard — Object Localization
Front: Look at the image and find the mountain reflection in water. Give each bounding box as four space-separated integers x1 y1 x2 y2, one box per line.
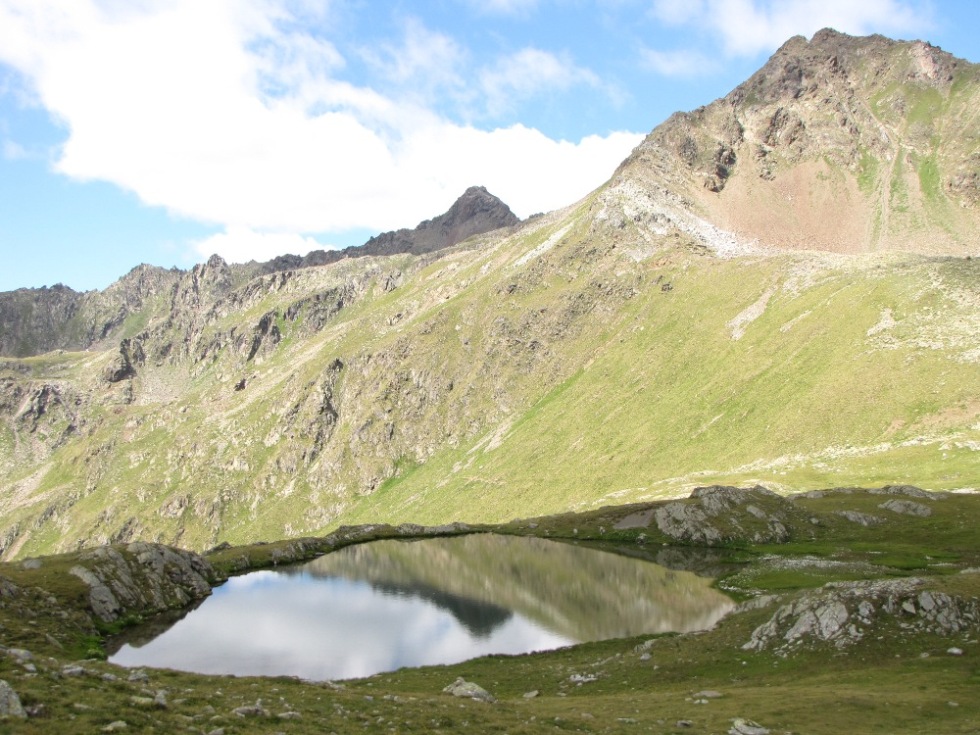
109 534 735 681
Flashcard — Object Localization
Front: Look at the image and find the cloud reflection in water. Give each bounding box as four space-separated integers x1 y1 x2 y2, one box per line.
110 570 572 680
110 535 735 680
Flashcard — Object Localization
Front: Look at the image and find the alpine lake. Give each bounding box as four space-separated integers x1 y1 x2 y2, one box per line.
108 534 735 681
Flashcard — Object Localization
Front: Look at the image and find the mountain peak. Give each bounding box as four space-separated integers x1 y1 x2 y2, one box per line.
359 186 519 258
610 30 980 256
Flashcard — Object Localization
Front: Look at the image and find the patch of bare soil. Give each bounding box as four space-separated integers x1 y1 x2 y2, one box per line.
701 159 871 253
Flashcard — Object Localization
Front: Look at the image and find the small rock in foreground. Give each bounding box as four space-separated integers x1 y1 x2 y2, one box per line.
442 677 496 703
0 679 27 719
730 718 770 735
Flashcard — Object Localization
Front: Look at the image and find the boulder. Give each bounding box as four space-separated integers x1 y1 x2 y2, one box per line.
0 680 26 719
442 677 496 703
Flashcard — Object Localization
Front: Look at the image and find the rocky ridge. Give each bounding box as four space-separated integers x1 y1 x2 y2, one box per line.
0 186 517 359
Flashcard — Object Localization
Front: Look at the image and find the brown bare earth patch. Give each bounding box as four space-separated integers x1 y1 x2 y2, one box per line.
703 159 869 253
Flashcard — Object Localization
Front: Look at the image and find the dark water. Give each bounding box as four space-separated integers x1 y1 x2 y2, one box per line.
108 534 734 680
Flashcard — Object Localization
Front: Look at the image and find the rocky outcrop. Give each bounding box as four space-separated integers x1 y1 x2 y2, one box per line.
360 186 519 257
614 486 799 545
0 285 84 357
68 542 221 623
878 499 932 517
102 338 144 384
743 578 980 652
0 265 181 358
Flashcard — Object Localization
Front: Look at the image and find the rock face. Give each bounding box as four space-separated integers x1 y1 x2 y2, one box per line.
68 542 220 623
743 578 980 652
0 265 181 358
358 186 519 257
603 28 980 256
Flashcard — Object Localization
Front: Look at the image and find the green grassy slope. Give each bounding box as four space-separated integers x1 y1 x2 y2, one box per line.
343 250 980 527
1 204 978 558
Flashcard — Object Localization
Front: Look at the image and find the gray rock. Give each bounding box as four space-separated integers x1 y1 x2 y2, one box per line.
6 648 32 664
523 690 539 699
730 718 770 735
102 722 128 732
442 677 496 703
878 499 932 517
869 485 938 499
837 510 884 526
233 700 270 717
744 578 980 651
0 680 27 719
61 664 86 677
70 542 217 622
651 486 792 545
614 509 656 530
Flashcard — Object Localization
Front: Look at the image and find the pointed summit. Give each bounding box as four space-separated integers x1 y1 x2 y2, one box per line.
360 186 519 257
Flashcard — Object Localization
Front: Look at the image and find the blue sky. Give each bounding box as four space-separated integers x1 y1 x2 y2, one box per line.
1 0 978 292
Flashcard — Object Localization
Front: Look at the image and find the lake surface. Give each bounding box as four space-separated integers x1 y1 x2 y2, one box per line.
108 534 734 680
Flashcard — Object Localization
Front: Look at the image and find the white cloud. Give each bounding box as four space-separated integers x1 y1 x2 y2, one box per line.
641 48 717 77
0 0 640 264
360 17 467 105
2 138 28 160
650 0 707 25
463 0 541 16
479 47 603 116
192 226 328 263
650 0 932 59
